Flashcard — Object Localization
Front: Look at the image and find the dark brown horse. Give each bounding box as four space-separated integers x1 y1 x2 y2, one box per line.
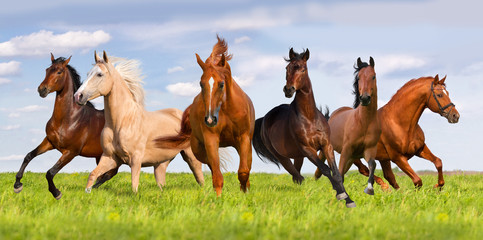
156 36 255 196
333 75 460 189
13 54 116 199
252 48 355 208
314 57 381 196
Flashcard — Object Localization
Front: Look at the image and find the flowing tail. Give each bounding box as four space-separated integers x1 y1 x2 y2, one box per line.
252 117 281 167
155 105 192 149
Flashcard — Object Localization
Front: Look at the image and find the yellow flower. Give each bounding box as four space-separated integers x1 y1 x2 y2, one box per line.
436 213 449 222
107 212 120 221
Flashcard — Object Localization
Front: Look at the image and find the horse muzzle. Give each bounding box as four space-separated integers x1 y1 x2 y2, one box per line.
283 86 295 98
359 94 371 106
74 92 88 106
447 110 460 124
204 115 218 127
38 86 50 98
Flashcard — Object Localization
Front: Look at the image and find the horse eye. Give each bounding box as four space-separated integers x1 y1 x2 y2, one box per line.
97 73 103 77
57 71 62 74
372 76 376 80
437 94 443 98
219 82 224 88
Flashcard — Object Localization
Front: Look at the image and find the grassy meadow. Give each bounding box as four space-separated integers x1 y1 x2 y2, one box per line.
0 170 481 239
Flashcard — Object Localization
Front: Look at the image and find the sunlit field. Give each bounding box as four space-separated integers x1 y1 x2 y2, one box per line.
1 171 481 239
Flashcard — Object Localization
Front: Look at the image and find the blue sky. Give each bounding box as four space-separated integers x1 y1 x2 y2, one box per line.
1 0 482 175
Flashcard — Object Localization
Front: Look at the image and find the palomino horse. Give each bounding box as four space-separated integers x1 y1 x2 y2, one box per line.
343 75 459 189
13 54 117 199
315 57 381 195
156 36 255 196
74 51 204 193
252 48 355 208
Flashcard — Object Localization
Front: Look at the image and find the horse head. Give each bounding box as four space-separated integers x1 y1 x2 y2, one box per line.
284 48 310 98
75 51 114 105
427 75 459 123
38 53 72 98
354 57 376 107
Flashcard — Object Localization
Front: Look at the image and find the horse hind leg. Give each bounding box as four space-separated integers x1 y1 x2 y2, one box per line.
180 148 205 186
46 150 77 200
417 144 444 189
14 137 53 193
153 161 170 191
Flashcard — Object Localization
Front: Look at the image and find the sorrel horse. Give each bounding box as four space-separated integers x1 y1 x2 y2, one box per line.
252 48 355 208
74 51 204 193
339 75 460 189
155 36 255 196
13 54 117 199
314 57 381 196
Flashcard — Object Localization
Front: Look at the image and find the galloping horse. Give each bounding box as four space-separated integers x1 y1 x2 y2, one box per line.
252 48 354 207
342 75 459 189
13 54 116 199
74 51 204 193
155 36 255 196
315 57 381 195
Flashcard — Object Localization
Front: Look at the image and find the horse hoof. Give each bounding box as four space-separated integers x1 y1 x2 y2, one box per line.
346 202 356 208
14 185 23 193
55 192 62 200
364 187 374 195
85 187 92 194
336 192 348 201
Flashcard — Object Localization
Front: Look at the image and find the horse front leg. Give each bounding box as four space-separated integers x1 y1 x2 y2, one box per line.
235 135 252 193
416 144 444 189
14 137 53 193
86 154 119 193
363 147 378 195
204 136 223 196
130 154 143 193
353 158 389 190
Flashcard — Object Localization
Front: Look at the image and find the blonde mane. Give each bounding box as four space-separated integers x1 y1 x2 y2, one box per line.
109 56 146 106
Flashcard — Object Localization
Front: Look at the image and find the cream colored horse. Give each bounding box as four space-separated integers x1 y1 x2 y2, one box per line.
74 51 204 193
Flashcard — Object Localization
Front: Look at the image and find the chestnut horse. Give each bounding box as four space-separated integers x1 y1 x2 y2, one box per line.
156 36 255 196
74 51 204 193
314 57 381 196
13 54 117 199
252 48 355 207
338 75 460 189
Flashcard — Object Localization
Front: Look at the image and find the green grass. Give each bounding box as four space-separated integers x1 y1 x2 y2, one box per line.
1 171 482 239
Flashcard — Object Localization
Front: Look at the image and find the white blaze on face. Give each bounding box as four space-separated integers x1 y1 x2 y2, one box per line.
208 77 214 113
443 88 449 96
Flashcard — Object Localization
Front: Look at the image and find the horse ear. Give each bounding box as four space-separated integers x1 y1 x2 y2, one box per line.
439 75 447 84
289 48 296 60
217 54 226 67
302 49 310 61
63 56 71 66
50 53 55 63
357 57 363 68
94 51 101 63
196 53 206 71
103 51 109 63
369 56 375 67
433 74 439 83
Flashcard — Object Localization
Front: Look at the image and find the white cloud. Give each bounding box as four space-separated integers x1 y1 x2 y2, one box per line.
0 30 111 57
1 124 20 130
234 36 251 44
8 112 20 118
166 82 200 97
0 61 21 76
0 78 11 85
17 105 48 112
167 66 184 74
233 75 254 87
0 154 24 161
376 55 426 76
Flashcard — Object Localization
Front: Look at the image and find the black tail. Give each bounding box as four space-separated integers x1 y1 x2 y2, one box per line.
252 117 280 167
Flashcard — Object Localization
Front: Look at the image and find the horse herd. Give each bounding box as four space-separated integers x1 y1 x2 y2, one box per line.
13 36 459 208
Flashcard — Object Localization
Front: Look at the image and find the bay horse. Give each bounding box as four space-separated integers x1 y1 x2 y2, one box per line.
252 48 355 208
314 57 381 196
74 51 204 193
336 75 460 189
13 54 117 199
155 36 255 196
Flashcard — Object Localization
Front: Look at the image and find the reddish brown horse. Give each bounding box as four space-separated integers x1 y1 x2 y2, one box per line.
13 54 116 199
314 57 381 196
156 36 255 196
252 48 355 208
335 75 460 189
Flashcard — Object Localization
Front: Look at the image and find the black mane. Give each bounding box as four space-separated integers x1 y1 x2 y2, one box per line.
352 61 369 108
54 57 95 108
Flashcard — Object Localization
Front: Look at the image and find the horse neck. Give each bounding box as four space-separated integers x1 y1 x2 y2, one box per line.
104 76 141 127
383 79 429 129
293 74 317 119
52 71 78 121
